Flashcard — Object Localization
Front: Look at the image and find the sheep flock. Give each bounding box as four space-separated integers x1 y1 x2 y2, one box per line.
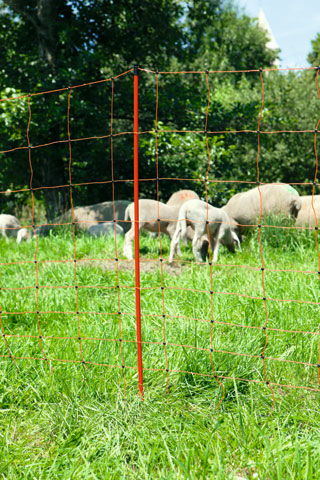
1 183 319 264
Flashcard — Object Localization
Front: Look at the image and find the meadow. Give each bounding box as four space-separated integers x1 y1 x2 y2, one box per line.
0 224 320 479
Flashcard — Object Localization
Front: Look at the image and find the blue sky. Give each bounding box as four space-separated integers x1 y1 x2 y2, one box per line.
238 0 320 68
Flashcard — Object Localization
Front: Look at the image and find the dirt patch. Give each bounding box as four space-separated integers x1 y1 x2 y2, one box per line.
79 258 188 275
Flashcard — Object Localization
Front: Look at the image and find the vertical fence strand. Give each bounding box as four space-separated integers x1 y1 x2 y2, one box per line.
313 68 320 384
204 71 225 409
154 72 170 394
27 95 50 368
134 66 144 398
67 89 87 370
256 69 275 412
110 78 127 396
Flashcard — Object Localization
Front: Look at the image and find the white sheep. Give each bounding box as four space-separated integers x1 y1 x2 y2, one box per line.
295 195 320 226
169 199 241 264
167 189 208 259
166 189 199 208
146 189 200 240
0 214 30 243
36 200 131 235
123 199 181 259
223 183 301 235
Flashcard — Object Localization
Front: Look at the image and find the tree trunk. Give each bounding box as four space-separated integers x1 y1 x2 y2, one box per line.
41 154 70 221
36 0 57 70
4 0 67 220
4 0 58 70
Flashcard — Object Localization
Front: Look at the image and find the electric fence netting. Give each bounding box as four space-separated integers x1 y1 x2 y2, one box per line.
0 65 320 412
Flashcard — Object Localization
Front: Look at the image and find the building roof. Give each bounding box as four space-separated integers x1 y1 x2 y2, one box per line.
257 8 279 51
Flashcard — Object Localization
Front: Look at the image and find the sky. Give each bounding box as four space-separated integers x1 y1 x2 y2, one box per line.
238 0 320 68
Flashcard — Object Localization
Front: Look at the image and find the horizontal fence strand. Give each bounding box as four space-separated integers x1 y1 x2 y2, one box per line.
0 65 319 411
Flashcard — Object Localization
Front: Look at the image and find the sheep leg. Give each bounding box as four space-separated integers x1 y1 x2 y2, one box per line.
199 236 209 261
172 223 182 256
123 227 134 259
176 242 182 257
124 223 143 260
211 226 224 263
192 228 204 262
169 224 181 263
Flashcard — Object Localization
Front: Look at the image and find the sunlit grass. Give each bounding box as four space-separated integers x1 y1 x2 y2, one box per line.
0 226 320 479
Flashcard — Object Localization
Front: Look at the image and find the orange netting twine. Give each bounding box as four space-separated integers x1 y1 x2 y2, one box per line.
0 65 320 413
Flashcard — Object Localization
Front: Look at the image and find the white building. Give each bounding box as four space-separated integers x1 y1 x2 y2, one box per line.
257 9 279 67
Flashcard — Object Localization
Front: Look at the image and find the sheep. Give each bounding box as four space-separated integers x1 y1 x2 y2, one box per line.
166 189 199 209
169 199 241 264
223 183 301 235
144 189 199 240
123 189 210 260
165 189 203 245
0 214 30 243
123 200 181 259
166 189 200 236
295 195 320 226
36 200 131 235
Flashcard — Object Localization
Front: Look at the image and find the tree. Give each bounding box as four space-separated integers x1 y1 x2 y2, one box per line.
307 33 320 68
182 0 278 70
0 0 183 219
0 0 280 219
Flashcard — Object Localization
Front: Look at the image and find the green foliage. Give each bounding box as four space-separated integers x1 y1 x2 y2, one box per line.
185 1 278 70
252 70 319 188
307 33 320 68
0 0 281 220
139 121 237 203
0 0 184 218
1 0 319 223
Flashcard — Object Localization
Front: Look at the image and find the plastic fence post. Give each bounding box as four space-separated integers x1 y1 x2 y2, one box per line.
133 65 144 399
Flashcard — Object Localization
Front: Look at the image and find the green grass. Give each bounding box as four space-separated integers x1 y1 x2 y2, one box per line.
1 225 320 479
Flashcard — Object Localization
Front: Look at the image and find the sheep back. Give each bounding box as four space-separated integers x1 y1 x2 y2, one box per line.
223 183 301 230
57 200 131 232
166 190 199 209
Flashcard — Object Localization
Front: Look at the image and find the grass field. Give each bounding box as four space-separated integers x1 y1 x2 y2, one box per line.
1 224 320 479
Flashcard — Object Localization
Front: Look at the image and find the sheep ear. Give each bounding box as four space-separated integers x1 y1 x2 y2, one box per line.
232 231 241 251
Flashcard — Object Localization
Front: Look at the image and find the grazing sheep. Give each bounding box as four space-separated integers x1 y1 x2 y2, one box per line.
223 183 301 235
123 200 181 259
36 200 131 235
144 190 200 240
295 195 320 227
16 228 30 243
0 214 30 243
123 191 210 260
169 199 241 264
166 189 202 246
167 190 199 209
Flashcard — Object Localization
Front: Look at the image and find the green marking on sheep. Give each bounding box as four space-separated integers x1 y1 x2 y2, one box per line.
285 185 299 195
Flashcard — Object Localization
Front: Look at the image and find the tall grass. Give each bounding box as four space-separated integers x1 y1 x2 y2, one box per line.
0 226 320 479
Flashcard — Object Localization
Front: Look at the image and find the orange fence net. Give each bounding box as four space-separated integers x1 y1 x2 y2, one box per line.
0 65 320 412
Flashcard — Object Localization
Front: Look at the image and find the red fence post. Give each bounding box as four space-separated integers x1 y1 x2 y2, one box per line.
133 65 144 398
